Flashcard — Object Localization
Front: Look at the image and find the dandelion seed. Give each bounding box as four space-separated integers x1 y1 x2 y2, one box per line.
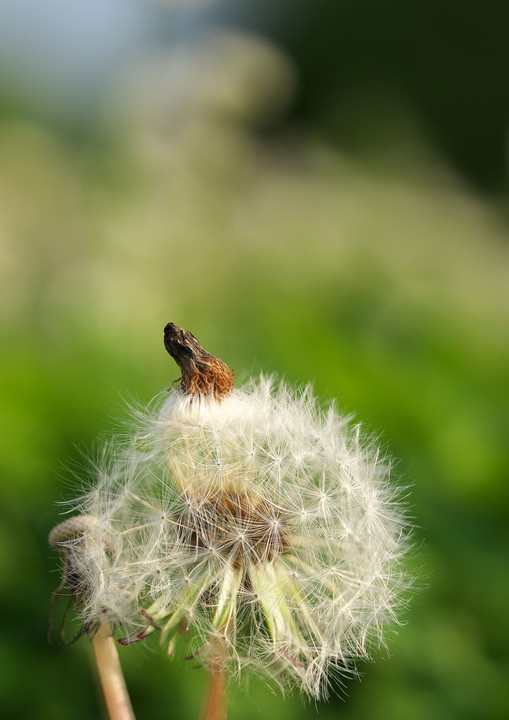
51 323 412 706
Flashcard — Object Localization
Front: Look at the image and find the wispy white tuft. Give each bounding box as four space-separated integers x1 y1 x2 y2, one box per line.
56 375 411 699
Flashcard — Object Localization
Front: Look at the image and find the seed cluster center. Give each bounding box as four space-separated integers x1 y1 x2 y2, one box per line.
178 489 291 567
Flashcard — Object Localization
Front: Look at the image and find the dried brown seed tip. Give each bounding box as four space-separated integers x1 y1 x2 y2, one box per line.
163 323 234 400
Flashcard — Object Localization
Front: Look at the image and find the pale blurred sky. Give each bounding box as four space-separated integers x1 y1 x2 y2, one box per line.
0 0 208 125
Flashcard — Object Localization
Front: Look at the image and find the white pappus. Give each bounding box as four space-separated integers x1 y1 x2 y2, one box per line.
50 323 412 700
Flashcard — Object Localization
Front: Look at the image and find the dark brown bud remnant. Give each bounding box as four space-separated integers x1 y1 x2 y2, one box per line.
164 323 234 400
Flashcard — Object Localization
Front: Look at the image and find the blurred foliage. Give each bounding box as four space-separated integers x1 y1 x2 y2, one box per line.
0 26 509 720
211 0 509 192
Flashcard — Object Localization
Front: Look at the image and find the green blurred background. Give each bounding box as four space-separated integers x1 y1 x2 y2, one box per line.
1 2 508 719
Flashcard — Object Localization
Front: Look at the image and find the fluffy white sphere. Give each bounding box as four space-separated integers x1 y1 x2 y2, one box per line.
67 375 410 698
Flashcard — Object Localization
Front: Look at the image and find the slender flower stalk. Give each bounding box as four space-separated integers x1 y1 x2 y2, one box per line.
49 517 135 720
50 323 412 716
204 668 228 720
92 622 136 720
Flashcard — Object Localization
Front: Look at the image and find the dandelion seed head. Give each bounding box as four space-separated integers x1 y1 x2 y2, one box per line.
50 324 412 699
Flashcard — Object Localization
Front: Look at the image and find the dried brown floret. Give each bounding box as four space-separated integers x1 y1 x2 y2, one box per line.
164 323 234 400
